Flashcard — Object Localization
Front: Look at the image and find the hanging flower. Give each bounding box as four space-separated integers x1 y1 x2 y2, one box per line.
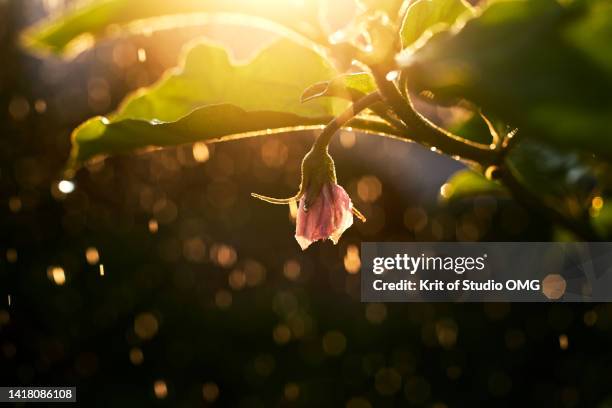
294 181 356 250
252 147 365 250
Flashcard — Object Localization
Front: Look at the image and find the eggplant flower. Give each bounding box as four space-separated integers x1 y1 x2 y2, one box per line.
252 147 365 250
294 181 356 250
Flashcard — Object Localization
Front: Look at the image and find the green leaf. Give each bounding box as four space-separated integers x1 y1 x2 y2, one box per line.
301 73 376 103
446 110 496 145
67 39 342 169
116 40 341 122
508 141 595 202
69 106 326 170
400 0 612 157
23 0 325 56
440 169 507 202
400 0 473 48
506 140 597 217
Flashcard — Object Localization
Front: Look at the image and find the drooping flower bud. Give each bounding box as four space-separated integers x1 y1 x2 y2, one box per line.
295 181 355 250
252 146 365 250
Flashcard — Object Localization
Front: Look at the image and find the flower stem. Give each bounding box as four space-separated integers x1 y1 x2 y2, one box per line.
313 92 383 152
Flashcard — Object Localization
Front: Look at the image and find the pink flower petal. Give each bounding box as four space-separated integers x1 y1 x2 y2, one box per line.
295 183 354 250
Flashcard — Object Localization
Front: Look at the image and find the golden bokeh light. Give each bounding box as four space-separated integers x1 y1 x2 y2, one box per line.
8 96 30 121
283 259 301 281
58 180 75 194
592 196 604 210
215 290 233 309
340 132 356 148
374 367 402 396
365 303 387 324
244 260 266 287
357 175 382 203
284 383 300 401
129 347 144 365
202 382 220 402
211 244 237 268
322 330 346 356
8 196 22 213
113 42 138 68
559 334 569 350
583 310 598 327
6 248 17 263
134 312 159 340
148 219 159 233
34 99 47 113
183 237 207 263
192 142 210 163
273 324 292 345
344 245 361 274
137 48 147 62
85 247 100 265
435 319 458 349
47 266 66 286
289 199 298 221
229 269 247 290
542 274 566 300
261 139 288 168
153 380 168 399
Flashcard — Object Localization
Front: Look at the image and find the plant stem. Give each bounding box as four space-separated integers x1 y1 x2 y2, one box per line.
369 65 600 240
321 44 599 240
371 67 497 166
313 91 383 151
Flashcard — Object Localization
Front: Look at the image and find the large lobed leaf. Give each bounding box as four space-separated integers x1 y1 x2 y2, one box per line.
400 0 474 48
67 39 341 170
23 0 326 56
69 106 326 170
400 0 612 157
114 40 340 122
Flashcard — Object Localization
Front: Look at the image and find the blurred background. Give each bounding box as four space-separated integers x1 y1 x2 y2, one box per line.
1 0 612 407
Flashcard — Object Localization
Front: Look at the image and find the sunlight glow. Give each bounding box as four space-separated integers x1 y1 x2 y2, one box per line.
58 179 75 194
